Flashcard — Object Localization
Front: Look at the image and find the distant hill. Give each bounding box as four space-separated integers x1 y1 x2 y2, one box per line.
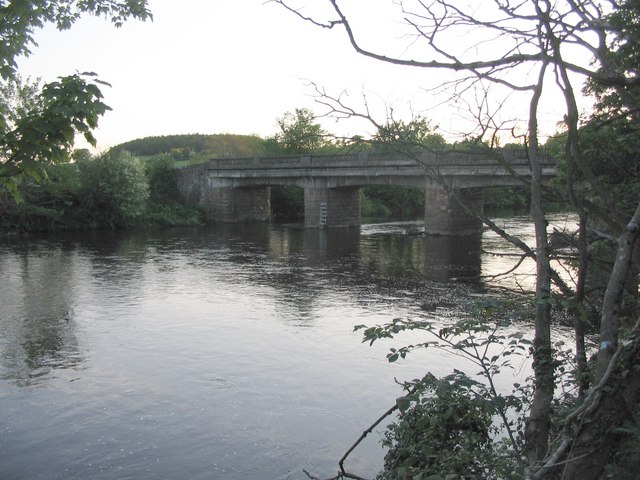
111 133 267 158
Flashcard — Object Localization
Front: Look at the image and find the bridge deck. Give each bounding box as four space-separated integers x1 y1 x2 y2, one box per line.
185 149 555 190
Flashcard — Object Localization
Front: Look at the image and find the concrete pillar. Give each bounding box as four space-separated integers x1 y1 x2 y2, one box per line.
304 187 361 228
424 188 483 236
204 186 271 223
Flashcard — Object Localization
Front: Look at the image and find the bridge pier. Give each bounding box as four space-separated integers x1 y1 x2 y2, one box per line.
304 187 361 228
204 186 271 223
424 188 483 236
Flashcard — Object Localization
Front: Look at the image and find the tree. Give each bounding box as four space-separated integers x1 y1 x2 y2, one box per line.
266 107 333 154
112 133 267 158
0 72 113 199
273 0 640 477
0 0 151 199
368 114 447 153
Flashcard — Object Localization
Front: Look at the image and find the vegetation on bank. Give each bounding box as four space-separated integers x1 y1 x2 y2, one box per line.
0 150 203 232
0 106 533 231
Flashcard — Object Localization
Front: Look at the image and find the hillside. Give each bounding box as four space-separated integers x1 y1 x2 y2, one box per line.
111 133 267 158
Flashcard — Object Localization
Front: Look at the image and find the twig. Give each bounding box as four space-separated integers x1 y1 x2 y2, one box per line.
337 384 419 475
303 384 420 480
303 469 370 480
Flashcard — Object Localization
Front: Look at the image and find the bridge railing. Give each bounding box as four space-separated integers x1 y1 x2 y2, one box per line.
194 148 553 170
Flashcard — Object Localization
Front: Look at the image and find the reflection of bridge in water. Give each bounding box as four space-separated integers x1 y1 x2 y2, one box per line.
264 225 483 320
0 224 484 387
177 149 555 236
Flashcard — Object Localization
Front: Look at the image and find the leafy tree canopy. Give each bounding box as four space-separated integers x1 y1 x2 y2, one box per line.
0 0 151 200
265 108 336 154
371 115 447 152
0 0 151 80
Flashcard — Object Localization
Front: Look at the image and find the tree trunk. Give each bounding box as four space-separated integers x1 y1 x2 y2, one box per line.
524 63 555 465
574 213 590 397
560 334 640 479
595 201 640 381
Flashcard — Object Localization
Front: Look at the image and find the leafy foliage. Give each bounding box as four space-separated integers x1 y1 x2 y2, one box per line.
584 0 640 121
483 187 529 212
271 185 304 222
0 73 111 200
0 149 204 231
0 162 81 231
145 154 179 203
77 150 149 227
265 108 336 154
144 154 203 225
0 75 43 126
0 0 151 80
356 300 535 479
362 186 424 219
378 373 497 480
372 116 447 152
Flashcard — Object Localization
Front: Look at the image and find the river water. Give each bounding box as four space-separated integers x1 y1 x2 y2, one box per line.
0 214 577 480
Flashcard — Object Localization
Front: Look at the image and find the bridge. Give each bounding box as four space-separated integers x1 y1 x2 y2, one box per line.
176 148 555 236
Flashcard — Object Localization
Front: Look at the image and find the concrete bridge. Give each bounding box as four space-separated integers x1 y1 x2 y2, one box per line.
176 148 555 236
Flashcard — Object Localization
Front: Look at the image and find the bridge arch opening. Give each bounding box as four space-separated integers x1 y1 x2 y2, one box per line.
361 186 425 221
270 185 305 223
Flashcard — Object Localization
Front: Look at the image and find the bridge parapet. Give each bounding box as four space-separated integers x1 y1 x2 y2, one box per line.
196 147 554 170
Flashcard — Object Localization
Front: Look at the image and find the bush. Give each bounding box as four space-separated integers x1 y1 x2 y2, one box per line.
145 154 180 203
78 150 149 227
379 373 496 480
0 163 83 231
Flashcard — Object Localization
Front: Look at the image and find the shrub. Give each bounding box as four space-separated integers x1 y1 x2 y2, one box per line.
378 373 496 480
145 154 180 203
78 150 149 227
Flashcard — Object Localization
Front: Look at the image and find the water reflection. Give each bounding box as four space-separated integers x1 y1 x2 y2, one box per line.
423 235 483 282
0 220 529 480
359 232 482 283
0 224 490 389
0 245 84 386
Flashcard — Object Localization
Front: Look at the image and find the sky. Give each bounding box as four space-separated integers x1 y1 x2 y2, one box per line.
16 0 592 151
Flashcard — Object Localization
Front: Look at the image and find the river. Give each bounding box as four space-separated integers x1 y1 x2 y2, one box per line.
0 214 577 480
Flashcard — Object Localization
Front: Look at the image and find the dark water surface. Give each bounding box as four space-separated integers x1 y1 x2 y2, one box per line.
0 215 576 479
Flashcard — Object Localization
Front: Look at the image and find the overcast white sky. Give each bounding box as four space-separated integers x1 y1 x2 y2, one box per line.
16 0 589 151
